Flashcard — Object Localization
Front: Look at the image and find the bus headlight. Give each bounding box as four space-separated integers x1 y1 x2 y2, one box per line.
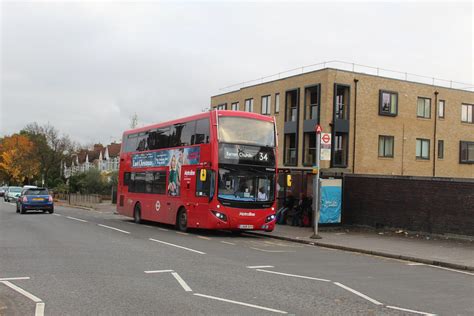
265 214 276 223
211 210 227 221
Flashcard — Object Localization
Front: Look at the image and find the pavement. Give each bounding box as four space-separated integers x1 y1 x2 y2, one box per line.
60 201 474 271
1 200 473 315
250 225 474 272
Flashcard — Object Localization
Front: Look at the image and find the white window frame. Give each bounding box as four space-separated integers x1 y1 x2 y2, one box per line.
231 102 239 111
417 97 431 119
244 99 254 112
275 93 280 113
461 103 473 123
416 138 430 160
261 95 271 115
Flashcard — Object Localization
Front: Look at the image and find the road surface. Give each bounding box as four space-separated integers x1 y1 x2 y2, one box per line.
1 201 473 315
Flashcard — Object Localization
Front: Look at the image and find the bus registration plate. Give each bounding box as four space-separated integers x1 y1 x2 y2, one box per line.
239 225 254 229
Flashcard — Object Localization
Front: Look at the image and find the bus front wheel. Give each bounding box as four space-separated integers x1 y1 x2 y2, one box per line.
176 208 187 232
134 203 142 224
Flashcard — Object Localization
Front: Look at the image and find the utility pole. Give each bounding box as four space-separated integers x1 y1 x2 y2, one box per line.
311 125 322 239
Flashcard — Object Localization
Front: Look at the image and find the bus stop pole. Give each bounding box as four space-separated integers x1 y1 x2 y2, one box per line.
311 126 322 239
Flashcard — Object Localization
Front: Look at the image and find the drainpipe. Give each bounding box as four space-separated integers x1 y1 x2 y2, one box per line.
352 78 359 174
433 91 438 177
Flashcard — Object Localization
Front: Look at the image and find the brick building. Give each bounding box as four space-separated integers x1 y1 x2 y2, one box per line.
211 67 474 200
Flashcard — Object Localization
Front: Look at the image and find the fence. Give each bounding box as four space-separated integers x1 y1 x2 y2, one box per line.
342 174 474 236
219 60 474 93
68 193 102 208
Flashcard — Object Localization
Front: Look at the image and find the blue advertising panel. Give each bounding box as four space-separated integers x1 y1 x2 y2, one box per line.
320 179 342 224
132 147 200 168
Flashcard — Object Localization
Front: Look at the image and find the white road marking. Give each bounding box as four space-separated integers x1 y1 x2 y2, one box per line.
1 281 45 316
97 224 130 234
250 247 295 253
144 270 174 274
0 277 30 281
407 262 474 276
333 282 383 305
256 269 331 282
386 305 436 316
176 231 189 236
194 293 287 314
66 216 88 223
247 265 274 269
172 272 193 292
197 235 211 240
52 214 61 217
149 238 206 254
158 227 168 231
35 302 45 316
220 241 236 245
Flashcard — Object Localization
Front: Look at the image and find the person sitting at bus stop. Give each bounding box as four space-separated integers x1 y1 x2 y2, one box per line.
276 193 295 225
257 187 267 201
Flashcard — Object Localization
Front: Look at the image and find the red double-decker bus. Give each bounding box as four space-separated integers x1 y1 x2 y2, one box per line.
117 110 278 232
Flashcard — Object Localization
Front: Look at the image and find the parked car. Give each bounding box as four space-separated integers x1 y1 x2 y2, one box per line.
5 186 22 202
0 186 6 197
16 187 54 214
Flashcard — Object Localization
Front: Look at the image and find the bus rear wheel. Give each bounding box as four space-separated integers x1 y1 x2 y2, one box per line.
176 208 187 232
134 203 142 224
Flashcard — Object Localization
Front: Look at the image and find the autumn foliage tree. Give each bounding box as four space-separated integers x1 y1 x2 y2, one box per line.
0 134 40 185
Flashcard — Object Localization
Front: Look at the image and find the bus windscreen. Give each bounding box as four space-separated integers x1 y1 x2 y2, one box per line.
218 117 275 147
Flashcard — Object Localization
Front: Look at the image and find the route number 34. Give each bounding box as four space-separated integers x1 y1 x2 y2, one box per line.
258 153 269 161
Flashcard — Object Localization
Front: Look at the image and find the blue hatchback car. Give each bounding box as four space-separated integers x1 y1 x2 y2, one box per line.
16 187 54 214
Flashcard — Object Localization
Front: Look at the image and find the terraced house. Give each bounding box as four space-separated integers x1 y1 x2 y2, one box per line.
211 66 474 198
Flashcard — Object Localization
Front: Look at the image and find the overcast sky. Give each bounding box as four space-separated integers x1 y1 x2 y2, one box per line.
1 1 473 145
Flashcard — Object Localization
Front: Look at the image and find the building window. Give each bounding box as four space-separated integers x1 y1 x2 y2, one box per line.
284 134 297 165
335 85 350 120
333 132 348 167
438 140 444 159
461 103 473 123
217 103 227 110
379 90 398 116
231 102 239 111
416 139 430 160
244 99 254 112
261 95 271 115
285 90 298 122
275 93 280 113
417 97 431 118
460 141 474 163
378 135 394 158
303 132 316 165
305 85 319 120
438 100 445 118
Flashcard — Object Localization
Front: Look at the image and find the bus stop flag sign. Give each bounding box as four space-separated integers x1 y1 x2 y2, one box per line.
321 133 331 161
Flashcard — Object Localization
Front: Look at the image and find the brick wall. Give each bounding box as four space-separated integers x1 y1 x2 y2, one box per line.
342 174 474 236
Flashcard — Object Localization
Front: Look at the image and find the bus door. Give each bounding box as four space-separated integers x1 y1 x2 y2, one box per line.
193 168 215 229
180 166 198 227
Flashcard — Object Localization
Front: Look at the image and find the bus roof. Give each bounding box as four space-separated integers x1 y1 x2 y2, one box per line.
123 110 275 136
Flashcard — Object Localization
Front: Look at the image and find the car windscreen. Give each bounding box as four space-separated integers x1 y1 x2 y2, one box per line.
9 187 22 192
25 189 49 195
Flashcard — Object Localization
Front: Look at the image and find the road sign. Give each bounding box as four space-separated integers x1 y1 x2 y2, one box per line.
315 125 322 134
321 133 331 161
322 133 330 144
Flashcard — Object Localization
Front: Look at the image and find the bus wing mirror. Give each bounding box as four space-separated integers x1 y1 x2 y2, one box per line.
200 169 207 182
286 174 292 187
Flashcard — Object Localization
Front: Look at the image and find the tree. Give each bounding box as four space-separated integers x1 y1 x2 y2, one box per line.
21 122 77 187
0 134 40 184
